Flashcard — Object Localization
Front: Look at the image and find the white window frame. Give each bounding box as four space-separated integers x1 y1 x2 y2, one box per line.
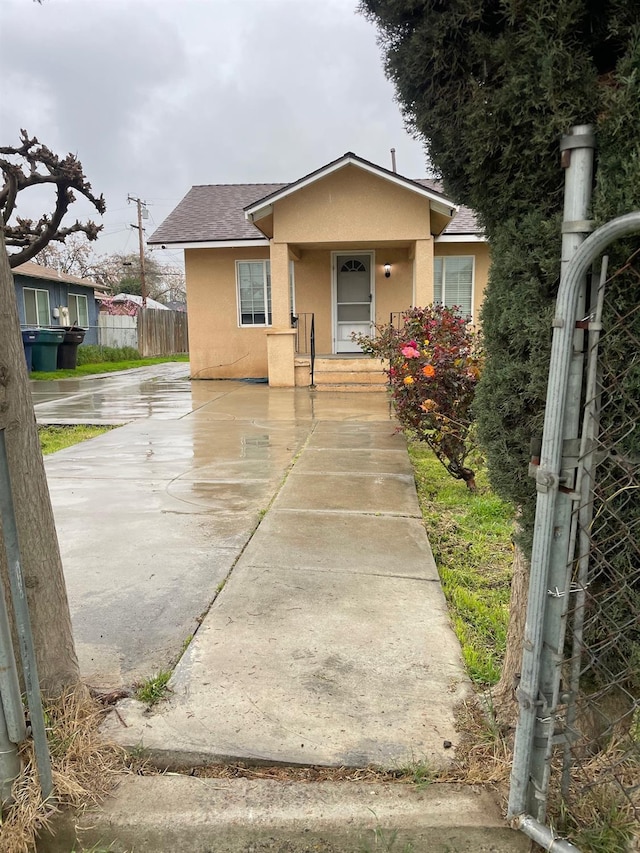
433 255 475 320
23 287 51 326
236 260 272 327
68 293 89 327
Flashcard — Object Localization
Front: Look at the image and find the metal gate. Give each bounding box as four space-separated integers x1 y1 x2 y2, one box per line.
507 125 640 852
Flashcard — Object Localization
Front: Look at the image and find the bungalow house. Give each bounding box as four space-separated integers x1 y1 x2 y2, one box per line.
148 152 488 388
13 261 109 345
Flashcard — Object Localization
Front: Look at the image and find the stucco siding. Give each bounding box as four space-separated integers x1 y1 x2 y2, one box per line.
373 247 413 324
185 245 271 379
273 165 432 244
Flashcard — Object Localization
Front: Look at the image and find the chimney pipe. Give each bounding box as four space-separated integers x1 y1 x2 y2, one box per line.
390 148 397 173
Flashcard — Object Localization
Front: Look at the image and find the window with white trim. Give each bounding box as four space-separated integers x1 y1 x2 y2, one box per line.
68 293 89 326
237 260 271 326
23 287 51 326
434 256 473 318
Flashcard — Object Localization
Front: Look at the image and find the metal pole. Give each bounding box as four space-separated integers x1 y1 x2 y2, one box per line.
513 814 581 852
534 126 595 819
508 210 640 822
0 697 20 807
0 539 27 743
561 256 608 797
509 124 595 820
0 431 53 801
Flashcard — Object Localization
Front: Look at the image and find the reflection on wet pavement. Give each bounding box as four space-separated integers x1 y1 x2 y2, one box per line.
39 363 397 687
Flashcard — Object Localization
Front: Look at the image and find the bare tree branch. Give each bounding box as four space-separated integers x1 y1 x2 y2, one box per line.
0 129 105 267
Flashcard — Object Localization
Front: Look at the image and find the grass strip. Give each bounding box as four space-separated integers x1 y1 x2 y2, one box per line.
408 442 514 686
31 354 189 381
39 425 113 454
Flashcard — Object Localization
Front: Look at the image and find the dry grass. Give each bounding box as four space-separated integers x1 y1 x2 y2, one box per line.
439 698 514 793
0 687 130 853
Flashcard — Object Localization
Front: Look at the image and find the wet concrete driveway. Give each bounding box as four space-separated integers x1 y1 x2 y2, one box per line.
37 364 469 769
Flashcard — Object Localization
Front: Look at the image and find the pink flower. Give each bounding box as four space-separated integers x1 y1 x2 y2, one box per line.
401 345 421 359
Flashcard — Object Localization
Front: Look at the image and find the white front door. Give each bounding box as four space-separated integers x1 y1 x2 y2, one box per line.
334 253 373 353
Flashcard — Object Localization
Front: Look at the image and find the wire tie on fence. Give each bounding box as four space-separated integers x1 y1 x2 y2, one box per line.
548 586 565 598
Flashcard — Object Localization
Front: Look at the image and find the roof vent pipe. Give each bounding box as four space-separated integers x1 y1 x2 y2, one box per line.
390 148 397 173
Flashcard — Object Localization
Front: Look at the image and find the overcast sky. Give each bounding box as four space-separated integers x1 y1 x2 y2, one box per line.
0 0 429 268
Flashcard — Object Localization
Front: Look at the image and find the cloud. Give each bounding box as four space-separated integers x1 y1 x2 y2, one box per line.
0 0 428 259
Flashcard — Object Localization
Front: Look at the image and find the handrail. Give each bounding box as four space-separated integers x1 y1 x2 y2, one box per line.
310 314 315 388
291 312 315 387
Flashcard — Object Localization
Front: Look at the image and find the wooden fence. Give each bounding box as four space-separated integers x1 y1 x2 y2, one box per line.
138 308 189 357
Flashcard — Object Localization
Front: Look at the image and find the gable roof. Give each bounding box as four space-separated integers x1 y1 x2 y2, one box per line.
149 153 483 247
243 152 456 225
12 261 110 291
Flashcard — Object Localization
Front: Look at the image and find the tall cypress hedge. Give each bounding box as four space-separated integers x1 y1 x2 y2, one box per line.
361 0 640 552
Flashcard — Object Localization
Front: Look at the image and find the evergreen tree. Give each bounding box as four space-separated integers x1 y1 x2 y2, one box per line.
361 0 640 713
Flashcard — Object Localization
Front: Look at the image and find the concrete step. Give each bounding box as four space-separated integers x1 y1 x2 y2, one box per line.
314 382 388 392
44 776 530 853
314 372 387 386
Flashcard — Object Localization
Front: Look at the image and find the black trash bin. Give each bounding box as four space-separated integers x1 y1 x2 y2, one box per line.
21 329 40 372
57 326 87 370
31 328 65 371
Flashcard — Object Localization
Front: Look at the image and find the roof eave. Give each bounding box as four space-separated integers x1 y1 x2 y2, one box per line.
243 153 458 221
147 238 270 250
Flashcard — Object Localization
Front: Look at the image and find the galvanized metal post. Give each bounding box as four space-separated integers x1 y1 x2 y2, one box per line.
561 255 608 798
0 430 53 801
508 125 595 821
532 126 596 819
508 211 640 836
0 522 27 806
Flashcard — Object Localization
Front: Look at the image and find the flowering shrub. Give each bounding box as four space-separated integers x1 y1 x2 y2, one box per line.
356 305 482 490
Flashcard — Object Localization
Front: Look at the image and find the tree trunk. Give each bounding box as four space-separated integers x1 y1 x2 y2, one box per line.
487 535 529 727
0 225 79 695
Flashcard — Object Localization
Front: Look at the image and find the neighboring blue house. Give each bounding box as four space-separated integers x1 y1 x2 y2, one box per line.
12 261 108 345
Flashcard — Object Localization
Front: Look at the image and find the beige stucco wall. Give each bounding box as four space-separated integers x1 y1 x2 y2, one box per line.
185 245 270 379
182 168 490 379
291 247 414 352
273 165 432 244
434 241 491 324
372 247 413 323
185 242 490 376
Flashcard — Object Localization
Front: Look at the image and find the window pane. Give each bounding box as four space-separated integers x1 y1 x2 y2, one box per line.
24 289 37 325
238 261 271 326
36 290 50 325
69 294 88 326
444 257 473 316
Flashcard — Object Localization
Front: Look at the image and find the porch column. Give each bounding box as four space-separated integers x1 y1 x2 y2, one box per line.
266 241 295 387
413 237 434 307
269 241 290 328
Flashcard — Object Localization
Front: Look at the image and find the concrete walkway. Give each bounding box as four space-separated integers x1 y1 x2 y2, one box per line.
37 365 469 770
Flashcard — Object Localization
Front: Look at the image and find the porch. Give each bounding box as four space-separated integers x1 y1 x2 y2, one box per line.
287 312 389 390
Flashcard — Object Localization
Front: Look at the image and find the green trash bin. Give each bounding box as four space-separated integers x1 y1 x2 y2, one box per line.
31 328 65 372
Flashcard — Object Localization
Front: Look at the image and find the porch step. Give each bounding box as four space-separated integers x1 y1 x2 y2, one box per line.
296 356 388 390
314 383 388 393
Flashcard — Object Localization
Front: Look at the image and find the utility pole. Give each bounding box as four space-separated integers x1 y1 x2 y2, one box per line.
128 195 148 308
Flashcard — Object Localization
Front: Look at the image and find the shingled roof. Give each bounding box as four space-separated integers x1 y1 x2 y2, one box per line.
12 261 110 291
149 158 482 246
